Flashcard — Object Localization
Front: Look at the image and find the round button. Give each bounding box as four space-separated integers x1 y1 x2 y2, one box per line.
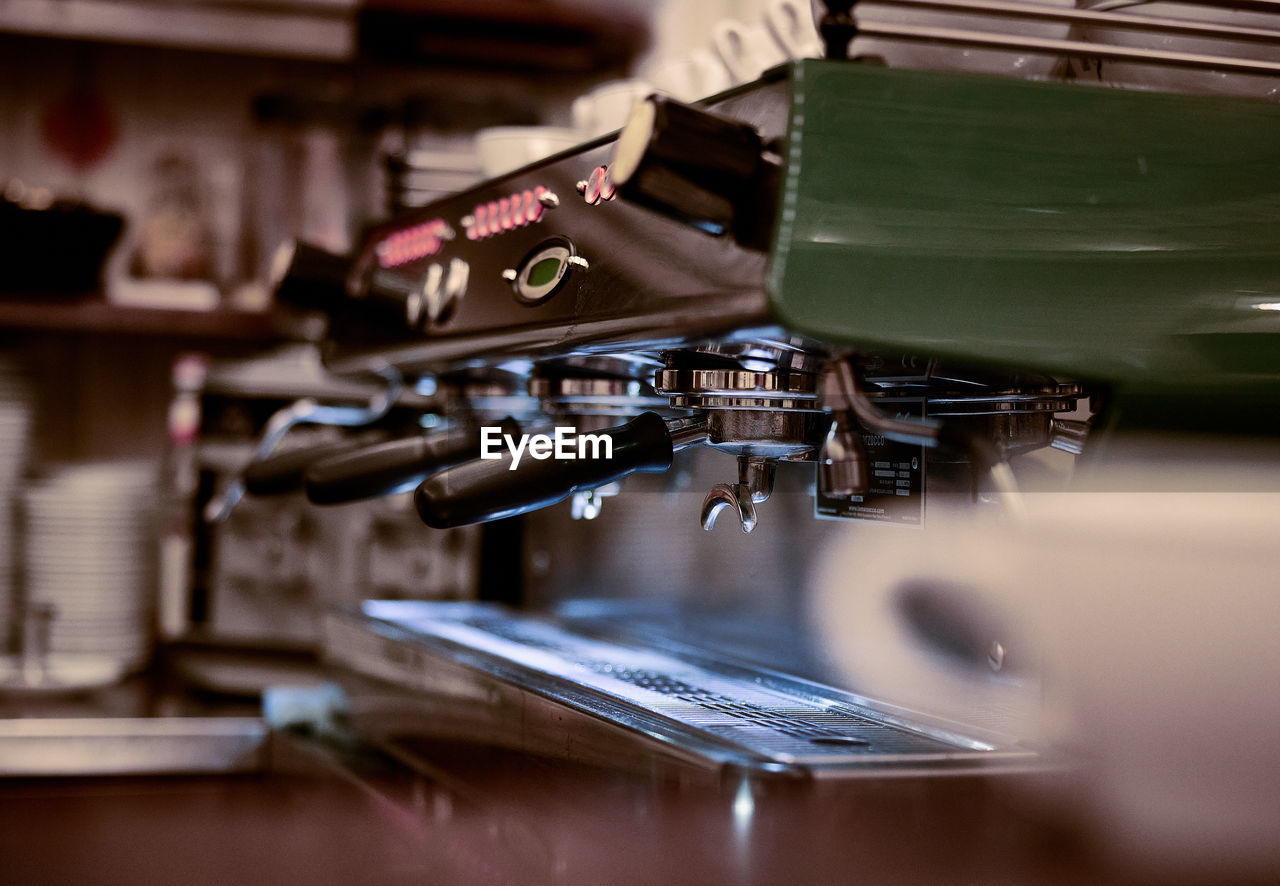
583 167 604 205
509 238 582 305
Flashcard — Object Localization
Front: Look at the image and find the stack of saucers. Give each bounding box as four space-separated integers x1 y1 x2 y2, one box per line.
0 358 33 651
22 462 159 671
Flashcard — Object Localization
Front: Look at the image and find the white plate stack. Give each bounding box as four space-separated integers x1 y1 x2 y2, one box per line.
0 359 33 651
22 462 159 671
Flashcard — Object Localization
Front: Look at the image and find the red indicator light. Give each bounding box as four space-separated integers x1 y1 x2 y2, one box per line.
375 219 448 268
463 186 550 240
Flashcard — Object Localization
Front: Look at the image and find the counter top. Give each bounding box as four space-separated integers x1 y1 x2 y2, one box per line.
1 734 1270 886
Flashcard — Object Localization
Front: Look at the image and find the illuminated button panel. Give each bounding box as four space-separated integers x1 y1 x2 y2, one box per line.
464 186 557 240
376 218 452 268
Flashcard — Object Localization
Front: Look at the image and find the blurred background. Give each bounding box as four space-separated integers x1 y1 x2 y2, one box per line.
1 1 1279 883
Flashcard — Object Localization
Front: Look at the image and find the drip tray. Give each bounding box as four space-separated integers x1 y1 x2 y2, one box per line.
323 601 1035 778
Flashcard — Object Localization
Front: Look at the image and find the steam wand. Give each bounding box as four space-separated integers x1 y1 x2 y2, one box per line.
204 363 404 523
822 356 1025 515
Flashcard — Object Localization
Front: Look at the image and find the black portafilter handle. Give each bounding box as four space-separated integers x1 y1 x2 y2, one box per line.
243 439 380 497
303 419 520 505
413 412 702 529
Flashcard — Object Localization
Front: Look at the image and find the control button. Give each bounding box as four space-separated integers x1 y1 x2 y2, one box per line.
405 289 424 328
611 95 773 248
508 238 583 305
417 265 448 330
423 260 465 326
431 257 468 324
581 166 616 206
583 169 602 205
445 257 469 299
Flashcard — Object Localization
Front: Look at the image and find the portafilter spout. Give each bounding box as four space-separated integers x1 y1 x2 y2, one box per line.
700 456 777 533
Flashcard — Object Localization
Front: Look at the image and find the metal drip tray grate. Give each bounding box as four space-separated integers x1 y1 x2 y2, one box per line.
325 601 1033 776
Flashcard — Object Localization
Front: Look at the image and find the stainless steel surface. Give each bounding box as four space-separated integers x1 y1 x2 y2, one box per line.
875 0 1280 45
667 415 712 452
0 716 269 775
824 359 943 450
1049 418 1090 455
853 18 1280 75
529 375 669 416
658 368 821 414
704 408 820 454
325 601 1034 777
661 363 826 530
922 385 1082 415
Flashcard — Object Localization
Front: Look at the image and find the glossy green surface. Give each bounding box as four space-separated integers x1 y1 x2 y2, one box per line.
767 61 1280 392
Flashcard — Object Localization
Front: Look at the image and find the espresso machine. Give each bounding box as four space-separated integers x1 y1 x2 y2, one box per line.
217 0 1280 797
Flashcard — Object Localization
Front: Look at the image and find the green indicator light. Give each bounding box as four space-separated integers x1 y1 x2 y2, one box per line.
527 256 561 288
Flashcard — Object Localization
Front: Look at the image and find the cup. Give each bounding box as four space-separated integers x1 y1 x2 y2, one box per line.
765 0 822 59
473 126 584 178
711 17 790 83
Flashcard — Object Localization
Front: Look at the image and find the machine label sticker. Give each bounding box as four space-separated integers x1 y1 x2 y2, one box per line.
480 426 613 470
814 397 925 527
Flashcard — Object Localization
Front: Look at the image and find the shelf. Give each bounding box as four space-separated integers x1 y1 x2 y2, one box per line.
0 0 356 61
0 296 286 341
0 0 648 71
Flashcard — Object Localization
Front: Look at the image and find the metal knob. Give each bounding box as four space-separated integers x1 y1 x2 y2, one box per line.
611 95 778 250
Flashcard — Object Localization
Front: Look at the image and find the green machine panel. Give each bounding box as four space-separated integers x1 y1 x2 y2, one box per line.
767 60 1280 396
